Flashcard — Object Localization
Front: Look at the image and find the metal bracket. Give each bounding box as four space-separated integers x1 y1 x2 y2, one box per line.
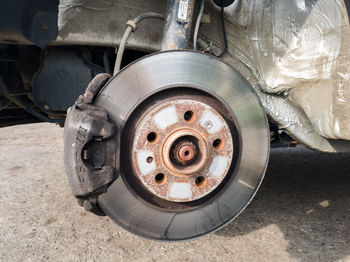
64 73 117 214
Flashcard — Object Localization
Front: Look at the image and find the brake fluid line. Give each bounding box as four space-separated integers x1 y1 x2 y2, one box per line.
113 12 165 74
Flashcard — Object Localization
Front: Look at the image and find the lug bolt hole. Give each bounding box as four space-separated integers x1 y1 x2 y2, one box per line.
146 157 153 163
213 139 224 150
195 176 206 187
184 110 195 122
155 173 166 184
147 132 158 143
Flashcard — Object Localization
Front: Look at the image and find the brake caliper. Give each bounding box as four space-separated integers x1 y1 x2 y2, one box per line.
64 73 118 215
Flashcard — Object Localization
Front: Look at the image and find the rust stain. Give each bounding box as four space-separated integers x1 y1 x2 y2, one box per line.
130 98 234 202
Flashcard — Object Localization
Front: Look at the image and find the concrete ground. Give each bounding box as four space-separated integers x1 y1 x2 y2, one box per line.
0 123 350 262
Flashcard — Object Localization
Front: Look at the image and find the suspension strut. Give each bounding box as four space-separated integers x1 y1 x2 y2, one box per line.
162 0 196 51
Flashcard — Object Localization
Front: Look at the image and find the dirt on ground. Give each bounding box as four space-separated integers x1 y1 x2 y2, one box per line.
0 123 350 262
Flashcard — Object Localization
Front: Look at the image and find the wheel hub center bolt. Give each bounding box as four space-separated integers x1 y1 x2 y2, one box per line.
174 142 197 164
162 129 209 176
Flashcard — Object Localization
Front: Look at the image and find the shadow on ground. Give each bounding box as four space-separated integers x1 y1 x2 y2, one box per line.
217 146 350 262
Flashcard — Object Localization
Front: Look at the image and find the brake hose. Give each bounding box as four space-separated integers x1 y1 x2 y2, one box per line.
113 12 165 74
193 0 205 50
193 0 228 57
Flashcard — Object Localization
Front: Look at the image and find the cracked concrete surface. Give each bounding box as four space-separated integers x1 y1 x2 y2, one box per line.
0 123 350 262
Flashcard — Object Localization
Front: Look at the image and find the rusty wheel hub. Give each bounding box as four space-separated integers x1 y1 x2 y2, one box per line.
131 99 233 202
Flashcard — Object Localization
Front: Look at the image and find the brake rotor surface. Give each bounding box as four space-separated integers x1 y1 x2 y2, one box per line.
94 51 270 241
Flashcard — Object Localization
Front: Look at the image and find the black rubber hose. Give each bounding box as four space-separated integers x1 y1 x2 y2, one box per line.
215 2 228 57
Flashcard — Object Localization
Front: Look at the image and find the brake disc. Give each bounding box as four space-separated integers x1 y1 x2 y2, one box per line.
83 51 269 240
